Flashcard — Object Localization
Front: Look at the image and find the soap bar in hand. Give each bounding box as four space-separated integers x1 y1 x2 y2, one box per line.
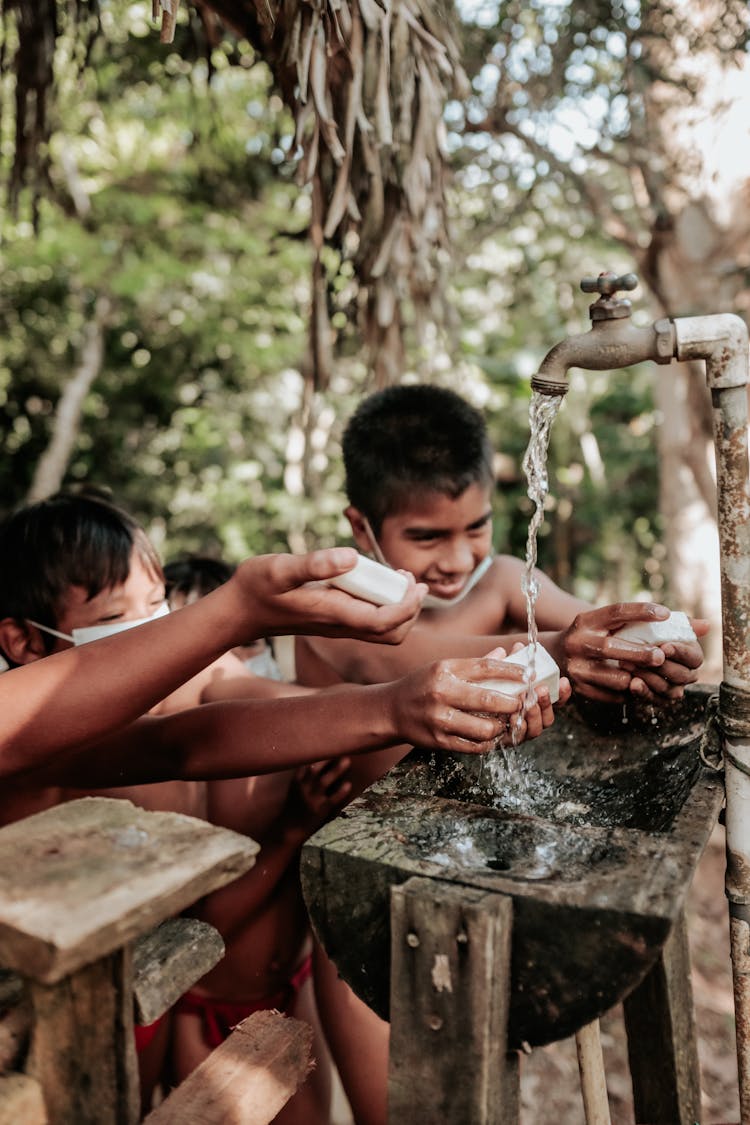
479 643 560 705
614 610 697 645
328 554 410 606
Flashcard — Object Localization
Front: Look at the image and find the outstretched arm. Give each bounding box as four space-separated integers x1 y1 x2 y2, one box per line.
34 654 566 789
0 548 423 780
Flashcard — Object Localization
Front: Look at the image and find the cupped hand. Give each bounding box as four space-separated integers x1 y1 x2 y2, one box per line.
561 603 673 704
232 549 426 645
387 654 566 754
291 756 353 833
625 616 708 702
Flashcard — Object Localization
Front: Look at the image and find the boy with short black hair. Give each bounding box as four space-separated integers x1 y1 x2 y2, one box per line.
298 382 707 699
295 382 708 1125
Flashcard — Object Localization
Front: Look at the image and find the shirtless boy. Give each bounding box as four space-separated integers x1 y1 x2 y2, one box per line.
295 383 707 1125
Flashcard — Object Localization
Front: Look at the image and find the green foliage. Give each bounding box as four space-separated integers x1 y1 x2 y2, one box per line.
3 0 736 598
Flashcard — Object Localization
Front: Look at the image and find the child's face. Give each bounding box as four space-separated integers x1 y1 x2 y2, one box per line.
371 482 493 601
50 549 166 652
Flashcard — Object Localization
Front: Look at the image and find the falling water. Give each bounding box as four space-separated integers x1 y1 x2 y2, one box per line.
521 391 565 664
486 390 564 795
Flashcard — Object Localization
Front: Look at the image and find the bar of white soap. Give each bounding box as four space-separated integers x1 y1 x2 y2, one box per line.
614 611 697 645
327 554 410 606
480 643 560 705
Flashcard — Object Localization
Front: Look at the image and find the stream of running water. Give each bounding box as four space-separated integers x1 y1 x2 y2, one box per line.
484 390 564 795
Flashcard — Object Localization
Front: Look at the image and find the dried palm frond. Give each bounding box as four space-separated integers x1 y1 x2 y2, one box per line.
5 0 464 386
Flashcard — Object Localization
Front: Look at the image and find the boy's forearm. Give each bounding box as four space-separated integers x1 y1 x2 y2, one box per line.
45 686 403 788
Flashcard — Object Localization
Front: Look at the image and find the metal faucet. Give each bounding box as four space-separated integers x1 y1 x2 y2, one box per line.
530 272 676 395
528 268 750 1116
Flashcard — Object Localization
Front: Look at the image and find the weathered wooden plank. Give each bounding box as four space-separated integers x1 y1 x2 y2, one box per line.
132 918 225 1026
574 1020 611 1125
388 877 518 1125
25 947 139 1125
0 1073 47 1124
0 798 257 983
144 1010 313 1125
622 908 701 1125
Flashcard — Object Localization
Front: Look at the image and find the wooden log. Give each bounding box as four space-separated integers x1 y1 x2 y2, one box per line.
144 1010 313 1125
0 1073 47 1125
388 877 519 1124
132 918 225 1026
25 947 138 1125
0 798 257 983
622 908 701 1125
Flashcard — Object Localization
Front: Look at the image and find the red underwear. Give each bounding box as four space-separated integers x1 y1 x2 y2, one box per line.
175 953 313 1049
134 1012 167 1053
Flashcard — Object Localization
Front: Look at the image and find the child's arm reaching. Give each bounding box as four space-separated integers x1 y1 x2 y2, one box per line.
0 548 423 780
35 653 570 789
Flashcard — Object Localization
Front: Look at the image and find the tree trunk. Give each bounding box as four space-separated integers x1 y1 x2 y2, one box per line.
27 296 110 503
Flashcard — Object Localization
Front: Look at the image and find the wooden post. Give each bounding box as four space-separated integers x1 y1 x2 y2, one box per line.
388 877 519 1125
622 908 701 1124
574 1020 611 1125
26 949 138 1125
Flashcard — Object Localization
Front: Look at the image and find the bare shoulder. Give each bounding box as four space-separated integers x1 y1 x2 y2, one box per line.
488 554 527 585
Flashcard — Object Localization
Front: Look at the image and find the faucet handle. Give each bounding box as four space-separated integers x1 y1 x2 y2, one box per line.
581 272 638 297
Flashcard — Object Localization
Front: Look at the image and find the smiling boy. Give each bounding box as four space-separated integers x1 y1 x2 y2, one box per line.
297 383 707 699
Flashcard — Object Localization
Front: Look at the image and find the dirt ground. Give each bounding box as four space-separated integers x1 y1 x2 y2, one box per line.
520 822 739 1124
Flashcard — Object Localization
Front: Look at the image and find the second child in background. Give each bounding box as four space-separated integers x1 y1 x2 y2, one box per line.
165 555 284 680
163 554 343 1124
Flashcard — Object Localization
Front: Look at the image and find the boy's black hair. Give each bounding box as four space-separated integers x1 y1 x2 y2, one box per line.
342 384 494 532
164 555 235 603
0 490 163 656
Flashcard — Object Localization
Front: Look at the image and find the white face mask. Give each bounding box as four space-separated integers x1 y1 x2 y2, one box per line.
361 518 493 611
28 601 170 646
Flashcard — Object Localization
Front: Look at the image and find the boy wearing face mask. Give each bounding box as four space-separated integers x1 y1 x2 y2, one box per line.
294 383 709 1125
0 491 362 1119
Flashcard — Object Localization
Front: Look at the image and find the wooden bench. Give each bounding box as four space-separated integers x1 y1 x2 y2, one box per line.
0 797 312 1125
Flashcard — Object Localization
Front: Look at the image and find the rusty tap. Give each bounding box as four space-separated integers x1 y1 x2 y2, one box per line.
530 271 676 396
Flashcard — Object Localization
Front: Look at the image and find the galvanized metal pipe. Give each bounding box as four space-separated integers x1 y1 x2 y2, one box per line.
674 313 750 1119
533 304 750 1114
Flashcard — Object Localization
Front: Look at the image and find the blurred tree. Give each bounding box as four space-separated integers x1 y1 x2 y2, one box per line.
2 0 749 651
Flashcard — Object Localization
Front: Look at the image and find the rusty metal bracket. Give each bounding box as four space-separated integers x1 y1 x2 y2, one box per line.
699 693 724 772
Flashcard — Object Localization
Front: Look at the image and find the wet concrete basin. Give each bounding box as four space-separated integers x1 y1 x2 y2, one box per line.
301 685 724 1046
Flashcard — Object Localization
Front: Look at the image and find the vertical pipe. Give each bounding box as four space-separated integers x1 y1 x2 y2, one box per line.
710 382 750 1119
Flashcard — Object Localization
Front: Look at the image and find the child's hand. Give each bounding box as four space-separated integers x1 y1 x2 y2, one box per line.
292 757 353 833
561 603 670 704
386 655 565 754
496 676 572 747
561 604 706 705
230 549 426 645
624 617 708 702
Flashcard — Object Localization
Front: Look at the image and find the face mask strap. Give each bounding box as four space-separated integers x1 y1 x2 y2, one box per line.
26 619 74 643
361 517 390 568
